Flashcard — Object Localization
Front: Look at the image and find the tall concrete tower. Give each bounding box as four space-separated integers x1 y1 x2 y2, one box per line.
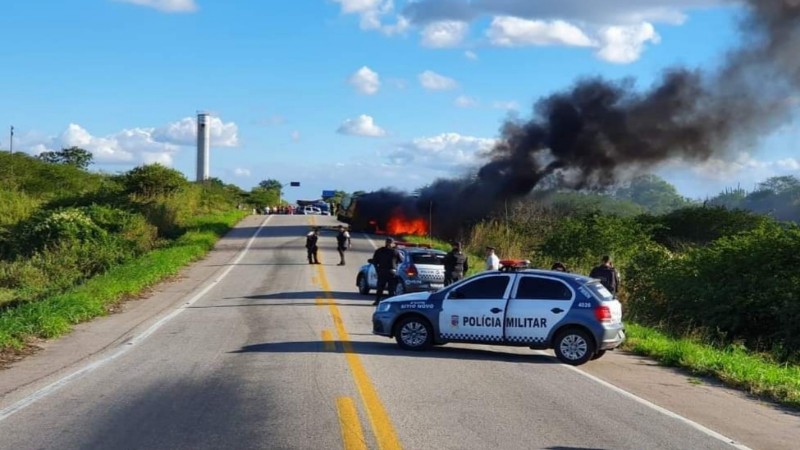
196 112 210 182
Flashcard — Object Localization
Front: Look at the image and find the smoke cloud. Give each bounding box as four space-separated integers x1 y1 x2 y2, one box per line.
354 0 800 237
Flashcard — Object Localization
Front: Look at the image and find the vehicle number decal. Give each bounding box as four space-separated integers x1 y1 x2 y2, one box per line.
400 302 434 310
577 302 592 308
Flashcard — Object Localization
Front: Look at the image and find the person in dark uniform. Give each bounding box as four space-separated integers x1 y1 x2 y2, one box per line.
306 228 320 264
589 255 620 295
372 237 402 305
336 225 351 266
443 241 469 286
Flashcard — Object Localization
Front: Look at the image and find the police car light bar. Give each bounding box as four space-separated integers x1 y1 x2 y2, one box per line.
499 259 531 271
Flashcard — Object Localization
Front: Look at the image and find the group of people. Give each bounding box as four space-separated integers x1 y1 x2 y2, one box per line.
305 225 352 266
309 228 620 304
483 246 620 294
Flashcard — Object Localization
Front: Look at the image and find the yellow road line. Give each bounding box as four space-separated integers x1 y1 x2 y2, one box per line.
322 329 335 352
337 396 368 450
315 262 403 450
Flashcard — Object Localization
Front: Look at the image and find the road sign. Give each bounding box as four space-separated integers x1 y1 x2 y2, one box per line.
290 181 300 187
322 190 336 199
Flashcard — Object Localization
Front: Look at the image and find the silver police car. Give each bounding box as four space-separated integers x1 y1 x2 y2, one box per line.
372 261 625 365
356 244 446 296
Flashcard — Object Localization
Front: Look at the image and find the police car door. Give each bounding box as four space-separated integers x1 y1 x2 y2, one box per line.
439 274 513 344
505 275 575 345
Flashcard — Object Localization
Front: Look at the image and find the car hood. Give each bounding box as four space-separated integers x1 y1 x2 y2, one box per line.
382 292 430 303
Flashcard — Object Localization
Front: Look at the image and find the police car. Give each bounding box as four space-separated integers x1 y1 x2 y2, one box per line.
356 242 446 296
371 260 625 365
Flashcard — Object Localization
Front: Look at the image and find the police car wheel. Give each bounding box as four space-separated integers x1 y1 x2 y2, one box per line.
357 275 370 295
395 316 433 351
591 350 607 360
553 328 595 365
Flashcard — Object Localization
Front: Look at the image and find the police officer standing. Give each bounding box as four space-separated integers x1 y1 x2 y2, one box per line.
336 225 351 266
306 228 320 264
444 241 469 286
589 255 620 295
371 237 402 305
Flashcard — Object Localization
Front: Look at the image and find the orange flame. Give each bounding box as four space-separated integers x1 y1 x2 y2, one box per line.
386 208 428 236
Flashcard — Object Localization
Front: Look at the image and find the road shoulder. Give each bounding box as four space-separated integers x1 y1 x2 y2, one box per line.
0 215 265 407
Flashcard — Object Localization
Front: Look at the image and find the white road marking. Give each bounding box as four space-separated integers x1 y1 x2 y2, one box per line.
0 215 272 422
532 350 752 449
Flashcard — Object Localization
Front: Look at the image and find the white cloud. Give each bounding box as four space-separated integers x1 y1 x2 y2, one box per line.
420 20 469 48
291 130 301 142
337 114 387 137
690 152 800 181
385 133 496 171
487 16 593 47
234 168 251 177
454 95 478 108
492 100 520 111
333 0 409 35
348 66 381 95
464 50 478 60
486 16 661 63
418 70 458 91
152 116 239 147
595 22 661 63
116 0 197 13
24 123 178 165
19 115 239 167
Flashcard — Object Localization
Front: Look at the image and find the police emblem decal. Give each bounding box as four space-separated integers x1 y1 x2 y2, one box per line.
451 315 459 327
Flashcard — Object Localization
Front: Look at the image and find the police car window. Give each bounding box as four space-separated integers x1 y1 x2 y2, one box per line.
514 276 572 301
412 253 445 265
453 275 510 299
585 281 613 300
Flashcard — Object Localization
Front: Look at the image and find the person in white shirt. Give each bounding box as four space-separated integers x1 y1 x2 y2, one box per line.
485 246 500 271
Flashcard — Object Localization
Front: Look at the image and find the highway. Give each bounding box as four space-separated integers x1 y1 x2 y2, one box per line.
0 214 795 450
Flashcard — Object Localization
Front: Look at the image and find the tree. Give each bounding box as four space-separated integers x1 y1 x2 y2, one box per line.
258 179 283 191
614 175 689 215
121 164 189 197
37 146 94 169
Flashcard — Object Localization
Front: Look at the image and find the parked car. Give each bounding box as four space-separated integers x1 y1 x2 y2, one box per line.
371 260 625 365
356 244 446 296
302 206 322 215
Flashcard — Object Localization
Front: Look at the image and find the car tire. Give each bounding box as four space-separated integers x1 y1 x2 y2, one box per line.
394 316 433 351
394 282 406 296
591 350 607 360
357 275 370 295
553 328 595 366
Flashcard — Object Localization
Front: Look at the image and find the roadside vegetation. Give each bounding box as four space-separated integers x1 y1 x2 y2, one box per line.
403 174 800 408
0 151 254 359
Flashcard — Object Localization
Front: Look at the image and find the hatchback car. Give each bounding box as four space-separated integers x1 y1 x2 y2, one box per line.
356 245 446 296
371 261 625 365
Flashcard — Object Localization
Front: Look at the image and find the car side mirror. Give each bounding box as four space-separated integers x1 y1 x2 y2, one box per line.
368 258 374 264
449 289 463 299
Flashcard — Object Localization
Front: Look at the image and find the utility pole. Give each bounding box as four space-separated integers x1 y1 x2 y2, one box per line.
9 126 13 153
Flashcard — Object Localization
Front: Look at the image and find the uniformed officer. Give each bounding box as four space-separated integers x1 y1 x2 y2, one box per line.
306 228 320 264
336 225 351 266
589 255 619 294
444 241 469 286
371 237 402 305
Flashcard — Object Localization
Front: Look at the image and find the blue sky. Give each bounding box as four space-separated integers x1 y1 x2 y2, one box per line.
1 0 798 202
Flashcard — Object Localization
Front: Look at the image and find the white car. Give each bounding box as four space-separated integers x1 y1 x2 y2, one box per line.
302 206 322 215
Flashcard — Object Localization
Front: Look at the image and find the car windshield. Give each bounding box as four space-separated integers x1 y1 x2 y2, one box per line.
411 253 445 265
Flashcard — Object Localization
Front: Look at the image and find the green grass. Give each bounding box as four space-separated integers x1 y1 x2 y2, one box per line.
623 323 800 408
0 210 247 352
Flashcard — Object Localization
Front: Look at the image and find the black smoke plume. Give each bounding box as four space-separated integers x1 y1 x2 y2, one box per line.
352 1 800 238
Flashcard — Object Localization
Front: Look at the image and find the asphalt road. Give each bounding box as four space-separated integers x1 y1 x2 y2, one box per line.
0 214 780 449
